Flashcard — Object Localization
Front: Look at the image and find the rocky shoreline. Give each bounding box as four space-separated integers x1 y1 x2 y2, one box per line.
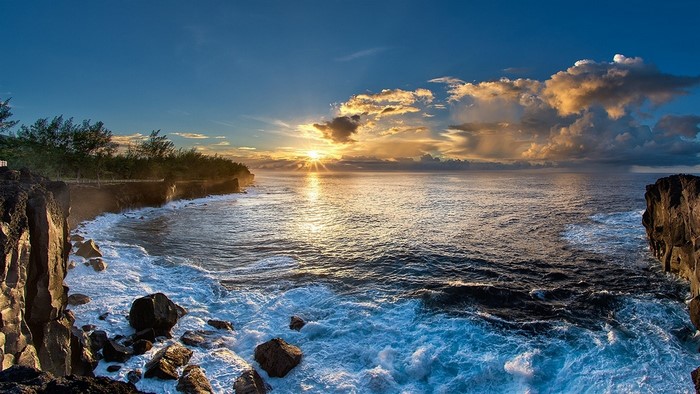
642 174 700 392
0 167 309 393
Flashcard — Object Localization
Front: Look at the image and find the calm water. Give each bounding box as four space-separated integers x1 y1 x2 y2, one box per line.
67 171 700 393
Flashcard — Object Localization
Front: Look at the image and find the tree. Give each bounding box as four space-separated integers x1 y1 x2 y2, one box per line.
0 98 18 134
137 130 175 160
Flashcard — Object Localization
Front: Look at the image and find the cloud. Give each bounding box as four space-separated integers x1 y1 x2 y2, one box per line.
313 115 362 143
653 115 700 138
212 141 230 146
339 88 434 118
543 54 700 119
431 76 541 103
172 132 209 139
335 47 388 62
237 146 256 150
112 133 145 146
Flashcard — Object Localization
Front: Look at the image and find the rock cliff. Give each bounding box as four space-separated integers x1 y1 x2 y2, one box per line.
0 168 84 374
642 174 700 295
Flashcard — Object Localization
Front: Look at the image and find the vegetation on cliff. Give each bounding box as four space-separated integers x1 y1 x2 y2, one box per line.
0 98 251 181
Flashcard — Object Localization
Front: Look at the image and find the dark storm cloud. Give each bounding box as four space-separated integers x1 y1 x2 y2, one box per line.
653 115 700 138
313 115 362 143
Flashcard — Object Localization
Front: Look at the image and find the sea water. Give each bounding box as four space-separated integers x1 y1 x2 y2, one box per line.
65 171 700 393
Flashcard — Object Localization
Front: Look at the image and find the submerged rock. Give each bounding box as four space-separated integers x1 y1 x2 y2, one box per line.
289 316 306 331
181 331 208 348
75 239 103 258
234 369 267 394
129 293 181 337
144 343 193 380
207 319 233 331
254 338 302 378
176 365 213 394
67 293 91 306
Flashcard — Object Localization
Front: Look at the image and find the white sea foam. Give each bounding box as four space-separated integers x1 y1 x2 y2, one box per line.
65 197 700 393
562 210 648 261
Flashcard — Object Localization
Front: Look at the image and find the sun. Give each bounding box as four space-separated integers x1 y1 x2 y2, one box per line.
307 150 322 161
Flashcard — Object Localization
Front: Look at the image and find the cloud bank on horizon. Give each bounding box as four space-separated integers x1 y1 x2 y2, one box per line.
261 54 698 169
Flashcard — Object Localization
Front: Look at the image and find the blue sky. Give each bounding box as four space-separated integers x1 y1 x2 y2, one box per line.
2 1 699 169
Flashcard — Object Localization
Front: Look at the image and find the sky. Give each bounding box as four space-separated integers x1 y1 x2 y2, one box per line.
2 0 699 170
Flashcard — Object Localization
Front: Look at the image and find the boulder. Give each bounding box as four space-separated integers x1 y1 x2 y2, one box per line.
254 338 302 378
176 365 213 393
127 369 142 384
89 258 108 272
67 293 91 306
70 234 85 243
68 260 77 269
89 330 109 352
692 366 700 394
70 327 98 376
234 369 267 394
180 331 208 348
207 319 233 331
133 340 153 355
102 340 133 363
107 365 122 373
133 328 156 343
289 316 305 331
98 312 110 320
75 239 103 258
144 343 193 380
129 293 181 337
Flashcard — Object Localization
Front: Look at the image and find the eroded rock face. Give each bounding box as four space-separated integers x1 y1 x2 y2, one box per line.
129 293 181 337
643 174 700 297
176 365 213 394
253 338 302 378
0 168 79 375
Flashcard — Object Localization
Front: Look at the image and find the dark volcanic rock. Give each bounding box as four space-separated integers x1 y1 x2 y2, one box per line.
691 296 700 331
144 343 193 380
234 369 267 394
254 338 302 378
102 340 133 363
98 312 109 320
127 369 142 384
89 330 109 352
75 239 103 259
133 340 153 355
176 365 213 394
207 319 233 331
692 367 700 394
81 324 96 332
129 293 181 337
0 365 145 393
107 365 122 373
67 293 91 306
133 328 157 343
289 316 305 331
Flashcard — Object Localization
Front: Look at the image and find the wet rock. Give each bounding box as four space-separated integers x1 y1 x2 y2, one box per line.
107 365 122 373
81 324 96 332
70 327 98 376
98 312 110 320
127 369 142 384
176 365 213 393
0 365 144 393
692 366 700 394
102 340 133 363
70 234 85 243
180 331 207 347
68 260 77 269
133 340 153 355
89 258 108 272
75 239 103 258
132 328 156 343
234 369 267 394
89 330 109 352
129 293 181 337
144 343 193 380
207 319 233 331
289 316 305 331
176 304 188 318
67 293 91 306
690 296 700 331
254 338 302 378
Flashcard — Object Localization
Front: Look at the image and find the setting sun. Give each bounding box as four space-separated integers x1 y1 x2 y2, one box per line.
307 150 322 161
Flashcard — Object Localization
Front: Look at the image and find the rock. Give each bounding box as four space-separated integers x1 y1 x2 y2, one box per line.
692 366 700 394
254 338 302 378
144 343 193 380
107 365 122 373
89 330 109 352
207 319 233 331
690 296 700 331
289 316 305 331
68 260 77 269
70 326 98 376
129 293 181 337
98 312 110 320
81 324 96 332
89 258 108 271
102 340 133 363
234 369 267 394
133 340 153 355
180 331 207 347
127 369 142 384
67 293 91 306
176 365 213 393
176 304 188 318
75 239 103 258
70 234 85 243
0 365 145 393
132 328 156 343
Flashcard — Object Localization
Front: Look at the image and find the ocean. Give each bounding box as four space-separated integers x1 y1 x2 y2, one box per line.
66 171 700 393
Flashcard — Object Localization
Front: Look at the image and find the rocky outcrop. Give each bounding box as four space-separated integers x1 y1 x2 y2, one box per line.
234 369 267 394
643 174 700 295
254 338 302 378
0 365 146 393
68 174 254 227
0 168 84 375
